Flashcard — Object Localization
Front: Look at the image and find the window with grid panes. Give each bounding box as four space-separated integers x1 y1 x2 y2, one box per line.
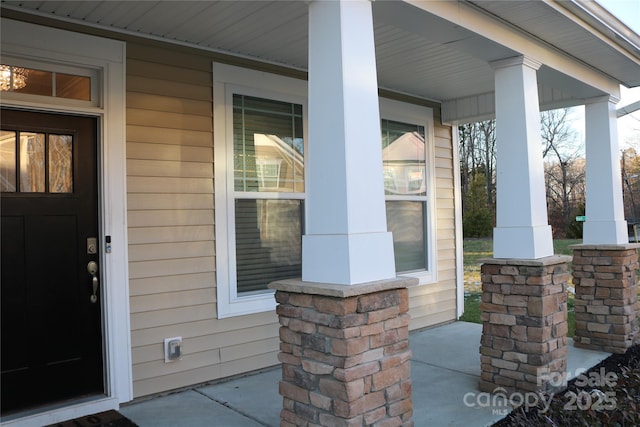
232 94 305 295
382 119 428 273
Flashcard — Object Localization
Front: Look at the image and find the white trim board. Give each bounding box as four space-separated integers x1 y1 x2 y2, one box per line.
0 18 132 425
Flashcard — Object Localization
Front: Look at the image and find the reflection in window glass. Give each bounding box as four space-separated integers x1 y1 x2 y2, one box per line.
49 134 73 193
381 119 426 196
1 64 92 102
233 94 304 193
382 118 428 273
20 132 45 192
235 199 303 293
0 130 17 192
0 66 29 92
386 201 427 272
14 69 53 96
56 74 91 101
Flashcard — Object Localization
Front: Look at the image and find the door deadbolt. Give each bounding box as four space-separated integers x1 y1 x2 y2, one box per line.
87 237 97 254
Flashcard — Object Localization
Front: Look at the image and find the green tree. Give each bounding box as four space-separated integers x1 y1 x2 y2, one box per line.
462 173 493 237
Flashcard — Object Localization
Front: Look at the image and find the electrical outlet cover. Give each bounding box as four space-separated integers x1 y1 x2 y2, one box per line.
164 336 182 362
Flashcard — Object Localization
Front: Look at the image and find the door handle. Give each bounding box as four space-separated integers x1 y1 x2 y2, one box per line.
87 261 99 303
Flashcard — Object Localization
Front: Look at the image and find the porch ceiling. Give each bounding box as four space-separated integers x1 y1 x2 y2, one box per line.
2 1 639 110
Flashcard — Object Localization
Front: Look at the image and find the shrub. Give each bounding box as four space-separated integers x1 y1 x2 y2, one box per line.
494 345 640 426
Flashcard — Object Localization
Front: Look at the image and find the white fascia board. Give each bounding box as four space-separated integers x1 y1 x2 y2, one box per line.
406 0 621 97
556 0 640 60
617 100 640 118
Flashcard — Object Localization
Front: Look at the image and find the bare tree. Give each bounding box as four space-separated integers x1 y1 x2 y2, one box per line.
620 114 640 224
458 107 587 238
458 121 497 237
458 123 476 196
458 120 496 208
622 147 640 222
479 120 496 207
541 108 584 237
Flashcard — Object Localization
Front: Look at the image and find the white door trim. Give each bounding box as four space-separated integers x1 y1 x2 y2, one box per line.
0 18 132 426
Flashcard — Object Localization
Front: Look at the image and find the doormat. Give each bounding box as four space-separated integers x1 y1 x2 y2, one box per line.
45 410 138 427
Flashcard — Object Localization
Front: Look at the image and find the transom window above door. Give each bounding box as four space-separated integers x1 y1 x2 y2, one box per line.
0 61 98 106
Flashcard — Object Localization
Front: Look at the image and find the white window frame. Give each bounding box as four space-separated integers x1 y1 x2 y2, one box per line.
214 66 437 318
213 63 308 318
380 97 437 285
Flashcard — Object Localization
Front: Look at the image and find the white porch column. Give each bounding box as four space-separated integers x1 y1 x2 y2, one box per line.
302 0 395 285
583 96 628 244
491 56 553 259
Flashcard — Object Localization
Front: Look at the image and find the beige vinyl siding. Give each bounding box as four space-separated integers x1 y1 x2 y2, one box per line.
408 117 458 331
125 41 458 399
126 43 280 399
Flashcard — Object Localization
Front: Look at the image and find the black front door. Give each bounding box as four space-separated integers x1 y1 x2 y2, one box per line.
1 108 104 415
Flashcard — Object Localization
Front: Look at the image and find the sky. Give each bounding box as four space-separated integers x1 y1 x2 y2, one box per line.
597 0 640 34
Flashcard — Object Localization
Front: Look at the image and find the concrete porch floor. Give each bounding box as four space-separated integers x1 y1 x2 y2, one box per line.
119 321 610 427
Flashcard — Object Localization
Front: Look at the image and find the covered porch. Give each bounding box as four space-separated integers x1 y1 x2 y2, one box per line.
0 1 638 425
119 321 610 427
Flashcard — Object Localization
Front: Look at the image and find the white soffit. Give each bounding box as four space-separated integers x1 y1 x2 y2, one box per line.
468 0 640 87
1 0 637 105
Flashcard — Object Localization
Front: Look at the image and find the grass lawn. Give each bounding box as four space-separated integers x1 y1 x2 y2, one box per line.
460 238 580 336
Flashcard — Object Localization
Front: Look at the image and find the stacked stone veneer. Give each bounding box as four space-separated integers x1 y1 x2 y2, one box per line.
571 244 640 354
269 278 416 427
479 256 571 394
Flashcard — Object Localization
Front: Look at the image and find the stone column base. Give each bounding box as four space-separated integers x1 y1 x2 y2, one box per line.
269 277 417 427
571 244 640 354
479 256 571 394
